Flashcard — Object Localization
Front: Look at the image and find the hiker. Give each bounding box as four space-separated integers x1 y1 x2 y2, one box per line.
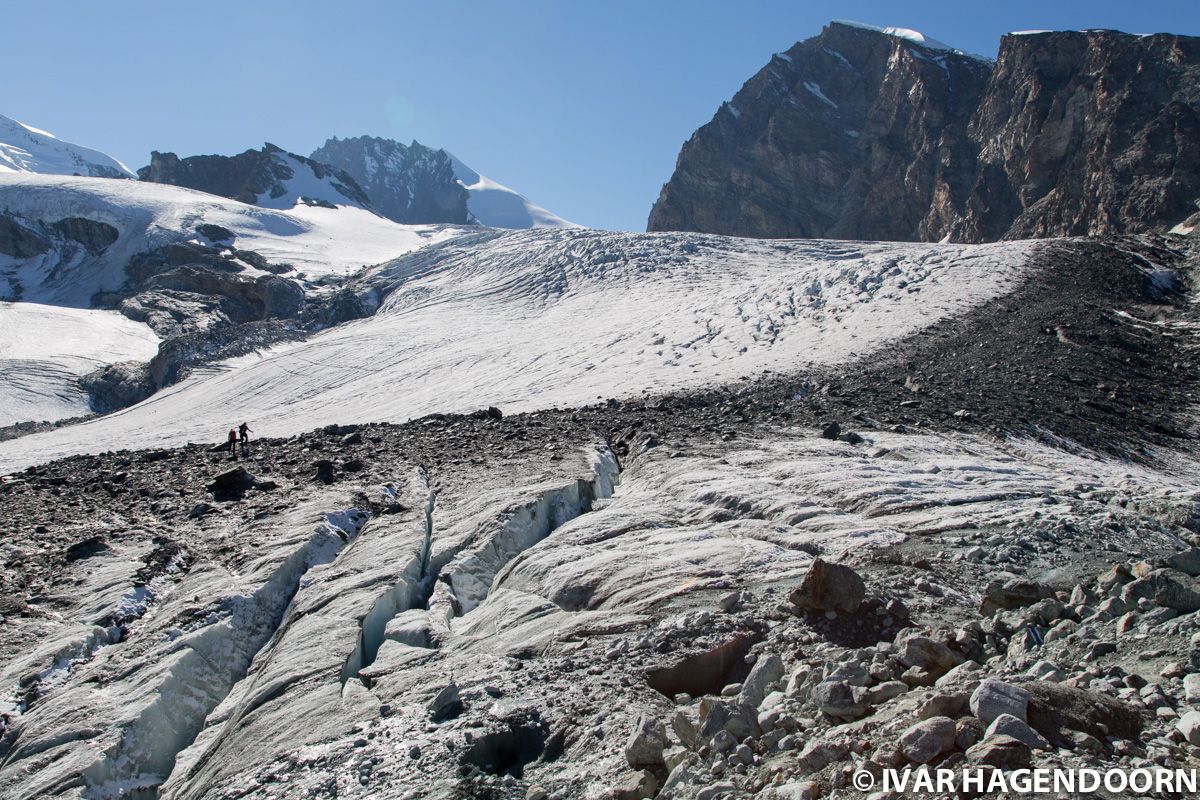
239 422 253 456
226 428 237 456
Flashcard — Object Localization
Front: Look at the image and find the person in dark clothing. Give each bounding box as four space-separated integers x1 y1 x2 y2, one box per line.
226 428 238 456
238 422 252 456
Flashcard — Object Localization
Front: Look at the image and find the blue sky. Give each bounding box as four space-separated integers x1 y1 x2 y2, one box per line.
3 1 1196 231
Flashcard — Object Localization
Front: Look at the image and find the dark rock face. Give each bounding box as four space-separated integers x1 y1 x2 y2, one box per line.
648 22 1200 242
0 214 50 258
310 136 471 224
138 143 372 209
49 217 119 254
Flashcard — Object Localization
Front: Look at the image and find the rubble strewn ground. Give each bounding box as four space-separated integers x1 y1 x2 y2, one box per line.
1 236 1199 798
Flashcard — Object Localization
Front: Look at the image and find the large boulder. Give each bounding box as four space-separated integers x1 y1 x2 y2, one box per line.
896 632 962 675
985 713 1049 750
811 680 869 719
1177 710 1200 746
207 467 264 500
1021 680 1144 750
625 715 666 769
790 559 865 614
1119 568 1200 613
969 679 1029 725
898 716 957 763
979 578 1053 616
740 653 784 708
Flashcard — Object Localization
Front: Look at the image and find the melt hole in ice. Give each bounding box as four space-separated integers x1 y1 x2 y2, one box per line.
646 632 757 699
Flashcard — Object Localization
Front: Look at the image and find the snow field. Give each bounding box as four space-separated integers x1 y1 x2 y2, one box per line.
0 302 160 426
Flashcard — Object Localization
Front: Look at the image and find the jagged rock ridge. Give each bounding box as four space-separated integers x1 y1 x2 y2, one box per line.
310 136 471 224
138 143 373 210
648 22 1200 242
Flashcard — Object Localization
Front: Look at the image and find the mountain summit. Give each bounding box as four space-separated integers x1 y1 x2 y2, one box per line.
648 22 1200 242
313 135 578 229
0 114 133 179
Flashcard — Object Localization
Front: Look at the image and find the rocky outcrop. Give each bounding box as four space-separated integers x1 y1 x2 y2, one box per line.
0 214 49 258
648 22 1200 242
138 143 372 209
955 30 1200 241
310 136 471 224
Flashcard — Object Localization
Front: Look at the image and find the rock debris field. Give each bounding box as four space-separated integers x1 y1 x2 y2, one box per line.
2 233 1200 799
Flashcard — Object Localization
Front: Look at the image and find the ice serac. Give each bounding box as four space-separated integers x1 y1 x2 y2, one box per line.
309 136 471 224
648 22 1200 242
138 144 374 211
0 114 133 179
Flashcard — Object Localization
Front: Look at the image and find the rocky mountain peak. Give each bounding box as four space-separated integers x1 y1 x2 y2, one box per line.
138 144 373 211
649 22 1200 242
310 135 471 225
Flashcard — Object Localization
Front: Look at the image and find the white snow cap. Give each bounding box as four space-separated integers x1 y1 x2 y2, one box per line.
447 154 578 230
832 20 992 61
0 114 133 178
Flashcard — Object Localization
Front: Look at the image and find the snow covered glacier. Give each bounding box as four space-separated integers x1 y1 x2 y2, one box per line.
0 217 1037 472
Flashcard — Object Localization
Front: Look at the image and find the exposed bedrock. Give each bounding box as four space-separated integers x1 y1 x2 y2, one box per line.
649 22 1200 242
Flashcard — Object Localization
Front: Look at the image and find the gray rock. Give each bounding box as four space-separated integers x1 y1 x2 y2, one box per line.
970 679 1029 724
1177 710 1200 746
765 782 817 800
917 692 966 720
1184 673 1200 703
648 25 1200 244
672 708 700 748
980 578 1053 616
741 653 784 707
625 714 666 768
898 716 957 763
797 740 847 773
985 713 1049 750
1164 547 1200 577
309 136 473 225
427 682 462 721
897 633 960 675
868 680 909 704
699 700 758 740
812 680 869 719
1119 569 1200 613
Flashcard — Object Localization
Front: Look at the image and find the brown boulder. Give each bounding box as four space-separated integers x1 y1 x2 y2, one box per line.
790 558 865 614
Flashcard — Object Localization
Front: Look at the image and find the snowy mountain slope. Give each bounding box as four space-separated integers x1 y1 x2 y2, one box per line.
0 229 1037 469
0 173 465 306
0 303 159 426
448 154 579 229
0 114 133 178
